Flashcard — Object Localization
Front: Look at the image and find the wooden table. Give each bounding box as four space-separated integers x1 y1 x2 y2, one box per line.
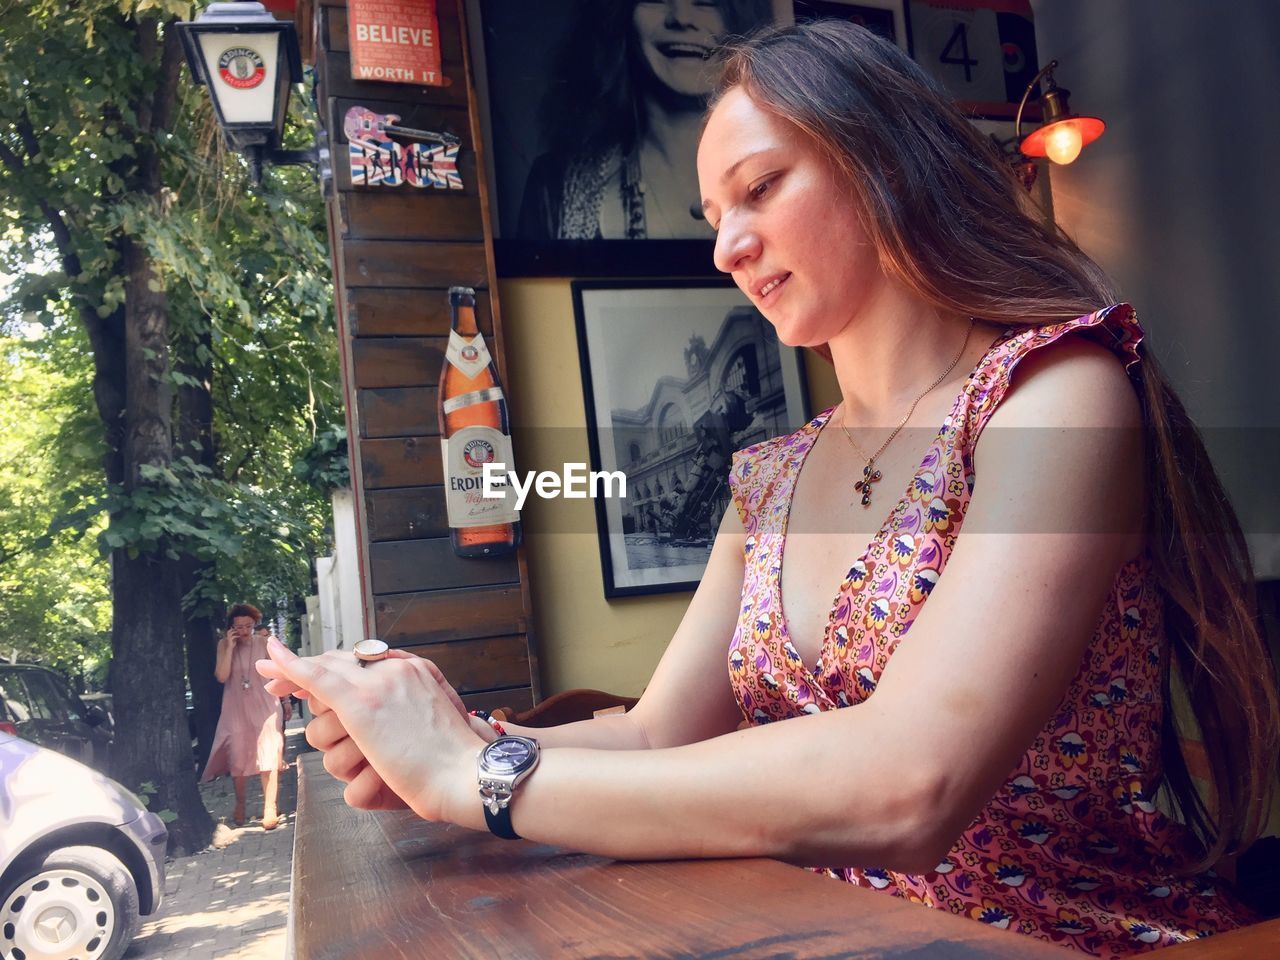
290 753 1278 959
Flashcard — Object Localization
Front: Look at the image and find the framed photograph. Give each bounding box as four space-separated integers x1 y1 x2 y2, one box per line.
573 280 810 597
792 0 910 53
467 1 792 277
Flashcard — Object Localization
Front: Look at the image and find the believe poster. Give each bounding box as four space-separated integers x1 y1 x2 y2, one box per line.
348 0 445 87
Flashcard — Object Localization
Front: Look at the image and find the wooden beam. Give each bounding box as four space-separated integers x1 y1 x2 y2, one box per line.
366 486 448 541
358 387 439 439
369 538 519 594
342 239 488 290
338 192 483 241
346 287 493 338
352 337 445 389
397 634 531 693
360 437 443 489
374 583 527 644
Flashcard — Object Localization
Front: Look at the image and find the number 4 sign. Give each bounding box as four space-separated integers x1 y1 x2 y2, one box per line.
907 0 1040 120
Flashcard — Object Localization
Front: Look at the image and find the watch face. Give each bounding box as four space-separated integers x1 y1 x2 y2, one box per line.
483 738 534 774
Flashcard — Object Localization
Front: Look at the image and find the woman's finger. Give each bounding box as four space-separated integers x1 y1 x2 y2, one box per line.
263 638 358 706
322 736 368 783
365 782 411 811
256 658 311 701
262 676 303 698
306 709 348 751
345 764 397 810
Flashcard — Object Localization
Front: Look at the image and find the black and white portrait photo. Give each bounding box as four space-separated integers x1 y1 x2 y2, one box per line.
473 1 790 242
573 281 809 597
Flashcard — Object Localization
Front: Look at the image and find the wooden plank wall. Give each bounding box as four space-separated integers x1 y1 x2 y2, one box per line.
314 0 538 715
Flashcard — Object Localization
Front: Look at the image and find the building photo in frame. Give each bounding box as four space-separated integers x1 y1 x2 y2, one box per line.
573 281 809 597
470 0 792 276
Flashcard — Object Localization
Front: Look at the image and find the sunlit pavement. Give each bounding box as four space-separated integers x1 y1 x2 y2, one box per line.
125 717 311 959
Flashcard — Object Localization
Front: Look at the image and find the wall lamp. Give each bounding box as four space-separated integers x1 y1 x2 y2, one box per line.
1002 60 1106 191
176 2 323 184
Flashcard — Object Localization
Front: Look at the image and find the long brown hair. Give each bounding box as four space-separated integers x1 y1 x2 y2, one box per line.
710 19 1279 869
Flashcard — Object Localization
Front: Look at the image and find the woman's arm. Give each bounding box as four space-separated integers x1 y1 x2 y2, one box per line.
214 631 235 684
266 338 1144 871
436 338 1146 871
496 506 748 751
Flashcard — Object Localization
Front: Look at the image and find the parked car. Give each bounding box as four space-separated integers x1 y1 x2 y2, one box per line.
80 691 116 731
0 730 167 960
0 663 112 772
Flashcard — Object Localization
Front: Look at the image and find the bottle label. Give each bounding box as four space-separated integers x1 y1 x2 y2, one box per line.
442 385 505 414
441 426 520 528
445 330 493 380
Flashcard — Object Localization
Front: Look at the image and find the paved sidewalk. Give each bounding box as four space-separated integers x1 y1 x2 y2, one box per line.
124 716 313 960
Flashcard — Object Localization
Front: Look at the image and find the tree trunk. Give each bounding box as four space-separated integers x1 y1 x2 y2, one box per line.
110 550 211 855
108 237 213 855
182 568 221 774
176 321 221 773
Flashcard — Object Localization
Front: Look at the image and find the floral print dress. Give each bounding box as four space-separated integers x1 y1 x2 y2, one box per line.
726 304 1251 957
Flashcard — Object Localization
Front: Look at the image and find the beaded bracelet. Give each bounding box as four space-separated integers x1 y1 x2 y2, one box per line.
468 709 506 738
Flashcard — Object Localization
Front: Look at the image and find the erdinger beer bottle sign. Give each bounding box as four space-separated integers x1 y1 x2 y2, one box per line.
439 287 521 558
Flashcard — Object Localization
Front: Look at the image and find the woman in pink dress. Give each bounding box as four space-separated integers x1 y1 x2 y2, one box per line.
258 20 1280 956
202 603 289 829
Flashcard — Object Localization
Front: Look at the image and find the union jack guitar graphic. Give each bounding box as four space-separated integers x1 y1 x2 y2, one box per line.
344 106 463 190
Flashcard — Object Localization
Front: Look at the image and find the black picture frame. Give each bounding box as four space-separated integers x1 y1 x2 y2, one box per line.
792 0 911 54
467 1 791 278
572 279 811 597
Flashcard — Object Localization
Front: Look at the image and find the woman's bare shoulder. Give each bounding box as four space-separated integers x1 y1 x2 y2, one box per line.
987 334 1142 432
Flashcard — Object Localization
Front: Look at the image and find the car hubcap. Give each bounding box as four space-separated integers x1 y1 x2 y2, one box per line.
35 906 76 943
1 867 114 960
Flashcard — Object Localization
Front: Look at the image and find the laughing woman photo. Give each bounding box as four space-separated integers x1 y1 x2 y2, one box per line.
516 0 775 239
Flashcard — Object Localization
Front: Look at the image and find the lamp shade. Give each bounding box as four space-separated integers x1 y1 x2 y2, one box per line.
1019 116 1105 165
176 2 303 152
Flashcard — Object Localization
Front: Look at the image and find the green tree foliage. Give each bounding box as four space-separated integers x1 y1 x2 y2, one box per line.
0 331 111 685
1 1 340 851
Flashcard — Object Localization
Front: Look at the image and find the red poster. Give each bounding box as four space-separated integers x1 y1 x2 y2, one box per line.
348 0 446 87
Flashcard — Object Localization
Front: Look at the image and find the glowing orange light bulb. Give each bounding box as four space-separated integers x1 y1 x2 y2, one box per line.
1044 122 1084 165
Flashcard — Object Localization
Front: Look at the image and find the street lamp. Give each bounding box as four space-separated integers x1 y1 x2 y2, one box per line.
176 1 315 183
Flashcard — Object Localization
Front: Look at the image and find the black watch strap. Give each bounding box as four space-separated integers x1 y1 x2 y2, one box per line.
484 802 521 840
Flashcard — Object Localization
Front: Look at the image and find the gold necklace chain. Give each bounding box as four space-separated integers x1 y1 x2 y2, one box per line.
839 318 976 508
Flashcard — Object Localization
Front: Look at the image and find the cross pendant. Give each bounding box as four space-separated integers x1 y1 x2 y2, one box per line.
853 460 883 507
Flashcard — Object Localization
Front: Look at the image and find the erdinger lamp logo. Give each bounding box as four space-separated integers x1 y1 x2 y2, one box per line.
460 343 480 363
462 438 495 470
218 47 266 90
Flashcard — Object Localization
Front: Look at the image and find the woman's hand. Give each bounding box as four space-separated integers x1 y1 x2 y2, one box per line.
256 639 483 822
224 628 238 646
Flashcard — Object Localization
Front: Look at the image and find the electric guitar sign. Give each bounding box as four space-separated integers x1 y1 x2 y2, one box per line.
344 106 463 190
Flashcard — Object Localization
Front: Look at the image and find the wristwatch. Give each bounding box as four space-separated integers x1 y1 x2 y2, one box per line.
477 735 540 840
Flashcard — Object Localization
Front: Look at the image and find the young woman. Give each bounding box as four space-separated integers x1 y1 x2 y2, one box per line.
203 603 290 829
261 21 1279 956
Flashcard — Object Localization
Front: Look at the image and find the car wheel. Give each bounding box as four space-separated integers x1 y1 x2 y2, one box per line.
0 845 140 960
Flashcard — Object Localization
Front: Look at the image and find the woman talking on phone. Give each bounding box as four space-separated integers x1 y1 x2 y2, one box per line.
203 603 290 829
